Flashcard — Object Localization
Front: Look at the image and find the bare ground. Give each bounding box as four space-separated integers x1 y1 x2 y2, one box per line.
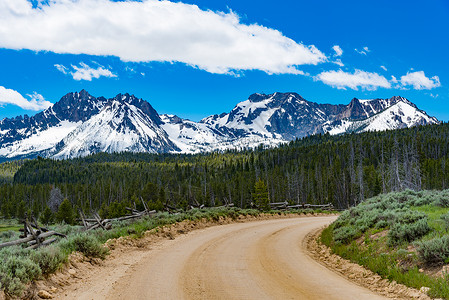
24 214 431 299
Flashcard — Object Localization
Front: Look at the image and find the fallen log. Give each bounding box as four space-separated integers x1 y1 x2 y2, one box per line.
86 223 101 231
269 201 289 206
26 238 58 250
216 203 234 208
126 207 141 214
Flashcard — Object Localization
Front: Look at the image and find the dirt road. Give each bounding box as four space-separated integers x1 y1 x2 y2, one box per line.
60 216 388 299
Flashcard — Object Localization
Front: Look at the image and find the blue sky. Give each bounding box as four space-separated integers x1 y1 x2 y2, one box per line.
0 0 447 121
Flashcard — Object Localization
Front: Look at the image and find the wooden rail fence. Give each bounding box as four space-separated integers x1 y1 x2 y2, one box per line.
0 216 66 250
0 200 334 250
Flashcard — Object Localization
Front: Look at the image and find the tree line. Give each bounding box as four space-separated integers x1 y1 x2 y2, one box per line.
1 122 449 220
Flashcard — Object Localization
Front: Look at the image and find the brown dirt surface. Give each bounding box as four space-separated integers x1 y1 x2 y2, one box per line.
27 214 430 299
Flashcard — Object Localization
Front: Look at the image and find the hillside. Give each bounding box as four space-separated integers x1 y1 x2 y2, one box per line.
321 189 449 299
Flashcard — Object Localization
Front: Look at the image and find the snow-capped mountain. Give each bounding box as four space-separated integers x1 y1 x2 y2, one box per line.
161 113 284 153
0 90 107 159
0 91 439 160
160 114 228 153
200 93 438 141
52 94 178 159
202 92 339 140
323 97 438 135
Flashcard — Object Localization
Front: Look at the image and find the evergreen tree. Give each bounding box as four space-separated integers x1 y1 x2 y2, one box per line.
40 206 54 225
55 198 75 224
158 187 166 205
253 179 269 211
16 200 26 219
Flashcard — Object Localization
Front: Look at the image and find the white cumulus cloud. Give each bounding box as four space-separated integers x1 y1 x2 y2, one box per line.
0 86 52 111
0 0 326 75
55 62 117 81
333 59 344 67
355 46 370 55
315 69 391 90
54 64 68 74
400 71 441 90
332 45 343 56
380 65 387 71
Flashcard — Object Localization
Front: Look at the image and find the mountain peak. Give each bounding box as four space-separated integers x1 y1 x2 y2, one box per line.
247 92 305 104
0 91 439 160
345 98 367 120
349 97 360 104
78 89 90 98
388 96 416 108
390 95 406 102
248 93 269 102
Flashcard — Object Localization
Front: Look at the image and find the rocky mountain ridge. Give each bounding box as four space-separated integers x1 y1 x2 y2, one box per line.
0 90 439 160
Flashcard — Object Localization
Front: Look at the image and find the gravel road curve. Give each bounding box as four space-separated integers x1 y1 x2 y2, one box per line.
61 216 387 300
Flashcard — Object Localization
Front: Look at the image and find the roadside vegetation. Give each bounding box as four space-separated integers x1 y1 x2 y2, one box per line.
321 189 449 299
0 207 330 297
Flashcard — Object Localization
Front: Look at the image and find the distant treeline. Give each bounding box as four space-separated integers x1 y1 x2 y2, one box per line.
0 160 24 184
1 122 449 219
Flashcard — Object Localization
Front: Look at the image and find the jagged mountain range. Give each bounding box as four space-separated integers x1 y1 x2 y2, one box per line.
0 90 439 160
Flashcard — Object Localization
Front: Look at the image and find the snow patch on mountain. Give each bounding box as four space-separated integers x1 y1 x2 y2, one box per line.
362 101 437 131
160 114 227 153
0 120 81 158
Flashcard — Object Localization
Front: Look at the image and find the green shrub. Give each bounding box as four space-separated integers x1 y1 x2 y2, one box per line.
416 236 449 265
51 223 82 236
433 191 449 207
59 233 108 259
320 225 334 246
226 208 239 220
333 226 360 244
388 218 431 246
0 253 41 296
440 213 449 232
0 230 17 243
375 219 389 229
395 210 427 224
333 210 350 228
353 210 379 232
409 193 433 206
30 246 66 275
324 189 449 299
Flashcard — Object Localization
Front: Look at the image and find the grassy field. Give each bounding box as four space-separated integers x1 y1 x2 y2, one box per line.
0 220 21 233
0 225 21 232
321 189 449 299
